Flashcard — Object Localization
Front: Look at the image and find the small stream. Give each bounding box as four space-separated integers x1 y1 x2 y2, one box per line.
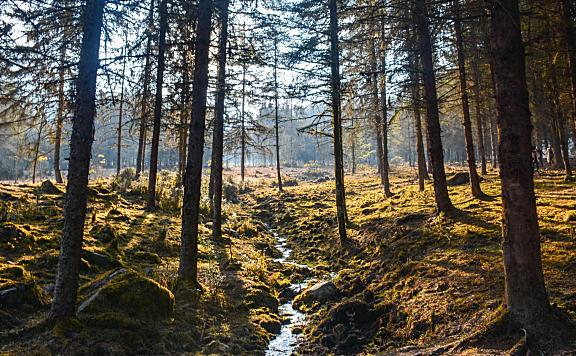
265 232 311 356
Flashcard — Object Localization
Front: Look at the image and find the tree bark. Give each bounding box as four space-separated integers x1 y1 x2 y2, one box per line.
379 18 392 197
488 0 550 330
179 0 213 285
49 0 105 319
472 47 487 175
415 0 453 213
116 41 127 176
368 35 386 189
241 63 246 183
453 0 484 198
410 52 429 190
561 0 576 145
147 0 168 209
136 0 155 178
329 0 348 242
274 32 283 192
54 43 67 184
210 0 230 239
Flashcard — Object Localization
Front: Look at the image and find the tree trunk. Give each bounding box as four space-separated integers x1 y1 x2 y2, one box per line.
32 117 45 184
116 42 127 176
54 44 67 184
368 35 386 189
179 0 213 286
147 0 168 209
241 63 246 183
488 0 550 330
411 52 429 190
274 32 283 192
415 0 453 213
49 0 105 320
329 0 348 243
136 0 155 178
379 18 392 197
453 0 484 198
561 0 576 145
178 55 190 187
210 0 229 239
472 47 487 175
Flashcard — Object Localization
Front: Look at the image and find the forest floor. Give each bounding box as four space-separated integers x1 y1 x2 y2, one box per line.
1 167 576 355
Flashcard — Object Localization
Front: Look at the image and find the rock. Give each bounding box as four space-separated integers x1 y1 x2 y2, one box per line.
204 340 230 354
132 251 162 264
246 286 279 313
292 325 303 334
106 208 130 222
82 250 121 269
259 317 281 334
90 224 117 243
39 180 63 195
0 264 46 307
293 281 339 309
78 268 174 321
446 172 484 186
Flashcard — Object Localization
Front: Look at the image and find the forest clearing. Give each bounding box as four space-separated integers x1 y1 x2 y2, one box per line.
3 0 576 354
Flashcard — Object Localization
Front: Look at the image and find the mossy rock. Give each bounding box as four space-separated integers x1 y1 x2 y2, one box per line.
564 211 576 223
0 263 47 307
78 268 174 321
245 285 278 313
106 208 130 222
132 251 162 264
39 180 63 195
0 222 35 251
90 224 117 243
251 309 282 334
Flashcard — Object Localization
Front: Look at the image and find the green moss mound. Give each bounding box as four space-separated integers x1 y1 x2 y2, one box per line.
78 268 174 322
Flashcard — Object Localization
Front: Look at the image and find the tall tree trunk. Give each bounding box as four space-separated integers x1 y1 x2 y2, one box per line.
136 0 155 178
147 0 168 209
368 35 386 189
472 48 487 175
274 32 283 192
415 0 453 213
210 0 230 239
561 0 576 144
411 52 429 190
488 0 550 330
453 0 484 198
379 18 392 197
54 44 67 184
241 63 246 183
328 0 348 243
178 55 190 187
116 42 127 176
547 45 572 177
49 0 105 320
32 117 45 184
179 0 213 286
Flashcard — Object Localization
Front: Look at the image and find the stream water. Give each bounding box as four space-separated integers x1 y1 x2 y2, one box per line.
265 232 311 356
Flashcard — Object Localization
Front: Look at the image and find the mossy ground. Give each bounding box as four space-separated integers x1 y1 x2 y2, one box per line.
1 167 575 354
0 176 285 354
245 168 576 354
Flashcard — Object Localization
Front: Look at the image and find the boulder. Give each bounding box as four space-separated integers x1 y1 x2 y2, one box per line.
446 172 484 186
90 224 117 243
78 268 174 321
39 180 63 195
82 249 121 269
245 285 279 313
293 281 339 310
0 264 46 307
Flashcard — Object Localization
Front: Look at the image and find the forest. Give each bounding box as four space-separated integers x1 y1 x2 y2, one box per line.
1 0 576 354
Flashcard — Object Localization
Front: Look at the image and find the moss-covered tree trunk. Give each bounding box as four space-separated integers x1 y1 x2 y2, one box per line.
489 0 550 330
50 0 105 320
